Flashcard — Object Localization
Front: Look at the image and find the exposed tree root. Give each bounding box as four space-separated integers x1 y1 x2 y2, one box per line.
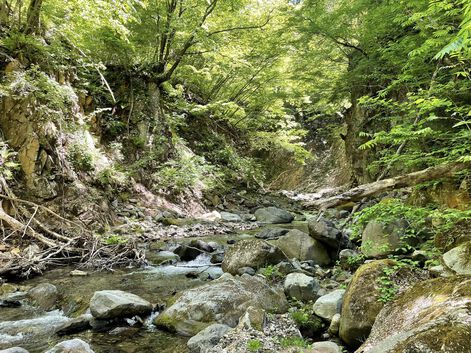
0 178 144 277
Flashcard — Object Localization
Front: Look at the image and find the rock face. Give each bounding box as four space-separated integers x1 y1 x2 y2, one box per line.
154 273 288 336
45 339 94 353
0 348 29 353
357 277 471 353
308 218 346 250
339 260 391 348
187 324 231 353
283 273 320 302
313 289 345 321
271 229 331 265
339 260 427 348
221 239 287 275
27 283 58 311
254 207 294 224
442 241 471 275
89 290 153 320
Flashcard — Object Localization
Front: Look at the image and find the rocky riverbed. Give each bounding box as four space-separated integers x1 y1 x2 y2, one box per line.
1 197 471 353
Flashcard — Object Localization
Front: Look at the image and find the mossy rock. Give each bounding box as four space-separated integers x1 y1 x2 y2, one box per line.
339 260 394 348
339 260 427 349
357 276 471 353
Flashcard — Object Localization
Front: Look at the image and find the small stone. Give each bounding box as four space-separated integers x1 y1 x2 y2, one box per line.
313 289 345 321
45 338 95 353
284 273 320 302
237 267 256 276
187 324 231 353
328 314 341 336
0 348 29 353
70 270 89 277
311 341 342 353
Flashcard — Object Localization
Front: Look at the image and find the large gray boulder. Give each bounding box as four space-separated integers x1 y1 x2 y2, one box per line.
357 277 471 353
154 273 287 336
187 324 231 353
442 241 471 275
27 283 58 311
283 272 320 302
271 229 331 265
89 290 152 320
222 239 287 275
313 289 345 321
308 218 346 250
254 207 294 224
45 339 94 353
0 349 29 353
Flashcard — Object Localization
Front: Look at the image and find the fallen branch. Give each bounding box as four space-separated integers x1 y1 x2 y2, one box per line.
304 162 470 209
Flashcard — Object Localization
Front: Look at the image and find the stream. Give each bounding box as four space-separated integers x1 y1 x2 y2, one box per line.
0 221 309 353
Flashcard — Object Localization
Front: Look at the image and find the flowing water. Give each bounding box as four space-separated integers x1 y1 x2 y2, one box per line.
0 222 308 352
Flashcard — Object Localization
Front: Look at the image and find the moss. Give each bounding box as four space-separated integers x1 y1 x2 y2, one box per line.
392 322 471 353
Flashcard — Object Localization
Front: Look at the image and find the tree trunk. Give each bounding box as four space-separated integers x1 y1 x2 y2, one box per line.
25 0 42 34
304 162 470 209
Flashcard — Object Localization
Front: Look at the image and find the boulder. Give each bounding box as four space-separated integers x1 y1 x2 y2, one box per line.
308 218 347 250
45 339 94 353
27 283 58 311
220 212 242 222
328 313 341 336
339 260 427 348
89 290 153 320
0 349 29 353
313 289 345 321
284 273 320 302
154 273 287 336
56 314 92 336
271 229 331 265
360 219 411 258
311 341 342 353
173 244 204 262
357 277 471 353
254 207 294 224
255 227 289 240
146 250 180 265
442 241 471 275
187 324 231 353
221 239 287 275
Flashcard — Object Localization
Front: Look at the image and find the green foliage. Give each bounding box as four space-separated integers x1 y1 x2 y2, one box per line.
0 142 19 180
279 336 310 349
100 233 129 245
377 260 418 303
351 199 430 241
67 142 95 172
247 339 263 352
260 265 283 283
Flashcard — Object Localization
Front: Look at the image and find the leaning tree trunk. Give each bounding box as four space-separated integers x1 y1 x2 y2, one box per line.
305 162 470 209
